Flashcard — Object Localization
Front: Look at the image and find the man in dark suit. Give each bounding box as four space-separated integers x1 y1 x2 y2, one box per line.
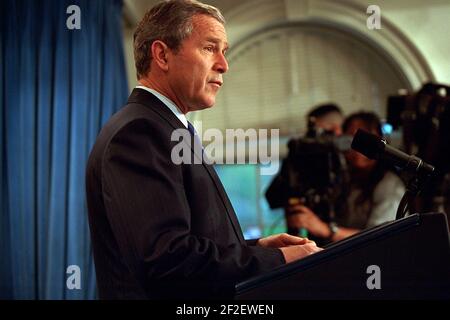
85 0 322 299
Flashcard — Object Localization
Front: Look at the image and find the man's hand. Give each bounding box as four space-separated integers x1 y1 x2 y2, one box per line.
256 233 312 248
257 233 323 264
279 242 323 263
286 204 331 238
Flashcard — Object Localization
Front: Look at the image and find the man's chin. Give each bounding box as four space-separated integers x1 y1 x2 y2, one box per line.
195 98 216 111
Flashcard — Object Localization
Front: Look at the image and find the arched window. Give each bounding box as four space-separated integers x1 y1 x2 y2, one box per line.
197 24 409 136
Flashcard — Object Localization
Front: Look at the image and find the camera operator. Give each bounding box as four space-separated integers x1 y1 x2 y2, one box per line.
306 103 343 137
286 112 405 242
265 103 344 243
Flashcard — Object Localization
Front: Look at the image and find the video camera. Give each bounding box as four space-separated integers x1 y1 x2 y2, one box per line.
265 126 352 223
387 82 450 215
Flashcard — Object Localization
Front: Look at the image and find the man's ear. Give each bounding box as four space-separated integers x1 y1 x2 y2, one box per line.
151 40 170 72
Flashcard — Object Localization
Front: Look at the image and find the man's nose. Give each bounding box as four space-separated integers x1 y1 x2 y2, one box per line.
214 53 229 74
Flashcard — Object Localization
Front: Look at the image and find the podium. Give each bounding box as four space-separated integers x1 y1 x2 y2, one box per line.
236 213 450 299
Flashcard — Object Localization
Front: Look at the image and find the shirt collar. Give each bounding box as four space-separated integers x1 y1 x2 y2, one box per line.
135 85 188 128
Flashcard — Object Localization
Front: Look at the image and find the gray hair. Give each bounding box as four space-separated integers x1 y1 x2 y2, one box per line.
133 0 226 80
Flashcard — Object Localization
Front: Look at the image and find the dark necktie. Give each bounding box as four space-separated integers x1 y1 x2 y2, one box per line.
187 121 206 161
187 121 197 137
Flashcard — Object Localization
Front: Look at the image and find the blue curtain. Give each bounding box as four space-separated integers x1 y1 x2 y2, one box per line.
0 0 129 299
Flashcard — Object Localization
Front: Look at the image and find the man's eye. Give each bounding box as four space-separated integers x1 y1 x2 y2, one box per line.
205 46 214 52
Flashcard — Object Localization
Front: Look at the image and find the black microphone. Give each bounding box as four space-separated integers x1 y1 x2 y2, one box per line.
351 129 435 175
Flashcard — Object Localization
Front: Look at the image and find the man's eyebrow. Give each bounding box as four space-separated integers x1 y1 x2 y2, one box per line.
205 37 229 50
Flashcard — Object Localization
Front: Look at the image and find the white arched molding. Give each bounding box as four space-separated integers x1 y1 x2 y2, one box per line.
224 0 434 90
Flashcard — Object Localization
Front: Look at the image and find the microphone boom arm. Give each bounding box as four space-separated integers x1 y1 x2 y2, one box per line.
351 129 436 219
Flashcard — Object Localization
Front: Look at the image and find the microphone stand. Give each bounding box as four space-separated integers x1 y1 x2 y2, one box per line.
396 172 433 220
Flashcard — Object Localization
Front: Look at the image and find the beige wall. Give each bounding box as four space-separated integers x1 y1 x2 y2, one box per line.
124 27 137 91
353 0 450 85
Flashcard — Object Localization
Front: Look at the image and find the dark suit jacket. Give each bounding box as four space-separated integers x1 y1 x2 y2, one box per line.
85 88 285 299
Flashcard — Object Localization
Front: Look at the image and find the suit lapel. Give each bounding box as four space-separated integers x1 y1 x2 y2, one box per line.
128 88 245 244
127 88 186 132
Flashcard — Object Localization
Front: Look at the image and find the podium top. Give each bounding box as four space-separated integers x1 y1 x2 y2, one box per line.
237 213 440 295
